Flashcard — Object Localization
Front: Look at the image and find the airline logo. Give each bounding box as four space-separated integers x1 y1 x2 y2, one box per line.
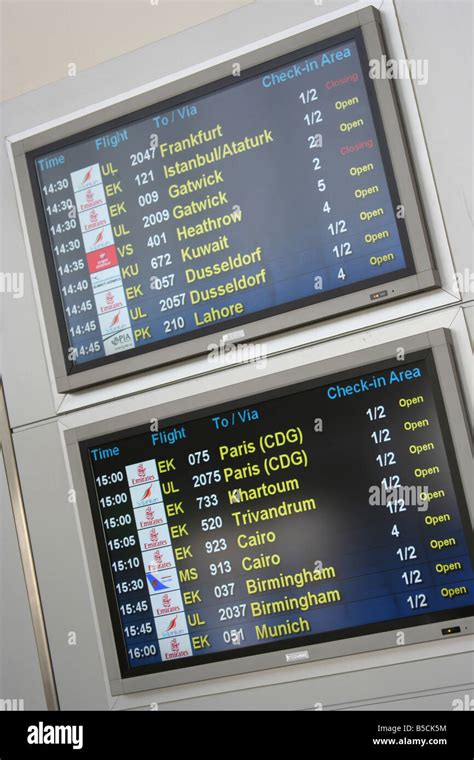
79 204 111 234
75 183 106 212
145 568 180 595
71 163 101 192
94 286 126 315
159 634 192 661
138 524 171 552
98 307 131 338
130 479 163 509
90 266 122 294
126 460 159 488
83 224 114 254
133 502 167 529
104 329 134 356
87 246 118 274
155 612 188 640
151 589 184 617
142 545 175 573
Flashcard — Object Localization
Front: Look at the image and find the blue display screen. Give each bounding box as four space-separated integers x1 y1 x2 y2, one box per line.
81 352 473 676
30 30 414 371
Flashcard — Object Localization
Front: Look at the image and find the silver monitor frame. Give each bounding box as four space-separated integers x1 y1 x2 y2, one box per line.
63 328 473 695
8 6 437 393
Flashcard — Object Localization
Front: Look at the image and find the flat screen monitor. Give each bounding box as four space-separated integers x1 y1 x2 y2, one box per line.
15 7 436 390
69 329 473 689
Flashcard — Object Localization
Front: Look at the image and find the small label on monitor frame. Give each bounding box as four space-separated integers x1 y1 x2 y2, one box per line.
285 651 310 663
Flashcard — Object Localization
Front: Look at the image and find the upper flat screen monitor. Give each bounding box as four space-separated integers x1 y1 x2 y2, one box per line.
18 7 436 390
66 329 473 692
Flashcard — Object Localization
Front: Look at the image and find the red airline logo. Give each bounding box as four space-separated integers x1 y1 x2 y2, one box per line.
82 168 93 185
86 246 118 273
166 615 178 633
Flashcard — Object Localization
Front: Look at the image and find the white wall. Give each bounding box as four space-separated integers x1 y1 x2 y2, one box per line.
0 0 252 102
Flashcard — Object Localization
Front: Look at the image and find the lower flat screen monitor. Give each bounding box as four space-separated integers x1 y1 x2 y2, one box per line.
75 331 473 686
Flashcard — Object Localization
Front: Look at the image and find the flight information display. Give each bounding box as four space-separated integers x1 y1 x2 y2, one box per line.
30 29 414 372
81 352 474 677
